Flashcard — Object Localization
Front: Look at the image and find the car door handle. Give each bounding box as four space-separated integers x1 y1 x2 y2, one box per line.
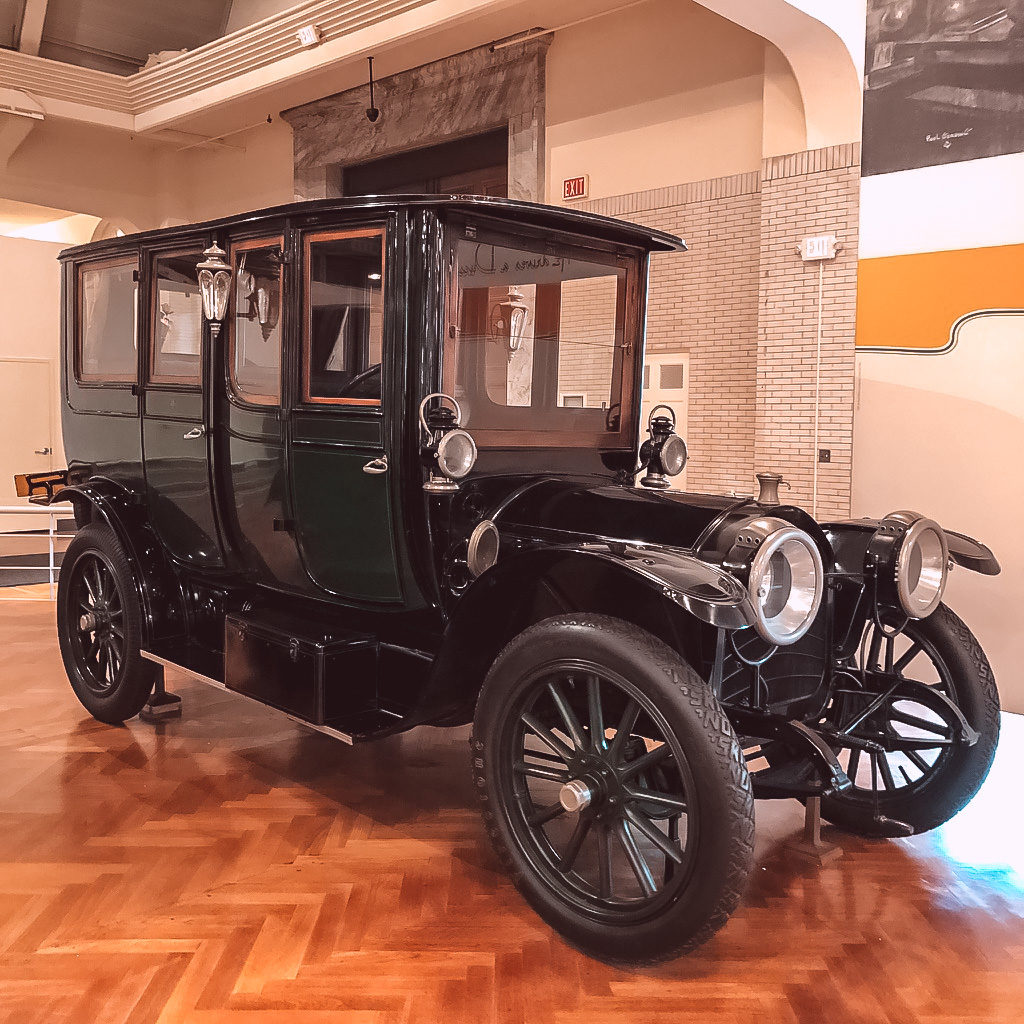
183 426 206 440
34 447 52 455
362 456 388 475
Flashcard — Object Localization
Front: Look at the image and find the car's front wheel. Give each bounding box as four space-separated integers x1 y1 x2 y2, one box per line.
471 614 754 964
819 603 1000 837
57 522 157 724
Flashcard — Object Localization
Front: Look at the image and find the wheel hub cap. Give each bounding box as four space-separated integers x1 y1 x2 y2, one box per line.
559 778 594 813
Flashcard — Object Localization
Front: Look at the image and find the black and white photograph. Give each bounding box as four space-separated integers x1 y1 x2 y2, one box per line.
864 0 1024 175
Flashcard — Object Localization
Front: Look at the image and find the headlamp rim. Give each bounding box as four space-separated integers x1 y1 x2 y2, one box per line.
893 514 949 618
435 428 478 481
746 524 825 646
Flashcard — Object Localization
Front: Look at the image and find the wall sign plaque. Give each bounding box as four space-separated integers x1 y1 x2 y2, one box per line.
562 175 589 201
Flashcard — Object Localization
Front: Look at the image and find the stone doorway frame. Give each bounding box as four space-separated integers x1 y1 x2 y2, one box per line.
281 37 551 203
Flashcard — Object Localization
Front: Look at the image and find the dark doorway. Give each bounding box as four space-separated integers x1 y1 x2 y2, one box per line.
342 128 508 198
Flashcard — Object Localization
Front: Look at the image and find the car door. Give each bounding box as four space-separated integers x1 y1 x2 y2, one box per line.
214 231 307 589
288 221 404 603
141 243 225 568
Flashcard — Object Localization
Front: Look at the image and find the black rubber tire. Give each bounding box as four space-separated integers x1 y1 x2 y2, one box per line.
57 522 157 725
471 614 755 964
820 604 1000 838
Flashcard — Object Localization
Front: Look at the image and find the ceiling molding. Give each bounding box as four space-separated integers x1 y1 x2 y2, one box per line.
0 0 449 133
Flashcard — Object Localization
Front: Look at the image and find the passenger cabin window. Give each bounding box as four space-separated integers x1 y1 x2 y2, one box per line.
448 225 637 447
150 250 203 385
303 227 384 406
231 239 284 406
76 257 139 382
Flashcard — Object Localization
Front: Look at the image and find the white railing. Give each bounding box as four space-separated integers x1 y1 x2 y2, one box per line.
0 504 75 597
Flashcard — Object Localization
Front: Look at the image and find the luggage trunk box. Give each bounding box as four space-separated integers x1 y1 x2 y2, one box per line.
224 611 376 725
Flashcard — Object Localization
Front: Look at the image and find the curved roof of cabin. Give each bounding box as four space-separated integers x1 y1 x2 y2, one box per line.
58 194 686 261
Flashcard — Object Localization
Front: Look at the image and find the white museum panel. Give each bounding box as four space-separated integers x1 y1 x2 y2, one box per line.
853 311 1024 712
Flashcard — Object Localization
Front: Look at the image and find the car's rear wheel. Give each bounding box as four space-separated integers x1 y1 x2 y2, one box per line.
57 522 157 724
471 614 754 964
819 603 999 837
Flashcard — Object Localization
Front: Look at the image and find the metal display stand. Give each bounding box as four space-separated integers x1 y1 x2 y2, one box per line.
784 796 843 864
139 666 182 722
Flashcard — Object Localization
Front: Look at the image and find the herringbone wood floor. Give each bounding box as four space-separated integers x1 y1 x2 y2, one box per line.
1 602 1022 1023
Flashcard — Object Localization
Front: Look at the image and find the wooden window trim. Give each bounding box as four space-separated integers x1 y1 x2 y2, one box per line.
148 246 203 387
229 235 284 408
75 254 139 385
302 226 385 408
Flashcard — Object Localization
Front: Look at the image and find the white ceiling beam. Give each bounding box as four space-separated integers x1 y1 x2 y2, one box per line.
18 0 49 57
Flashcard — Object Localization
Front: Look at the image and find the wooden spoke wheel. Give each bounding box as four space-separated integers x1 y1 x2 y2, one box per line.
819 604 999 837
57 523 156 724
472 614 754 964
68 552 126 696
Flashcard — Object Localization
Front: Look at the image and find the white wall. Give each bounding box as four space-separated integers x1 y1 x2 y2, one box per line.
0 117 294 233
0 236 66 466
853 313 1024 712
546 0 802 203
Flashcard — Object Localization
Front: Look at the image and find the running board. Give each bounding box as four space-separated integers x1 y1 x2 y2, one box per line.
140 646 412 745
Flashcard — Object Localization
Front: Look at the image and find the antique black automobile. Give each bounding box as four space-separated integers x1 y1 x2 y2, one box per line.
21 196 1000 964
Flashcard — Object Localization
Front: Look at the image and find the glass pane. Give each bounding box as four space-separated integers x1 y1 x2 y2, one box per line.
660 362 685 390
152 251 203 384
306 230 383 403
643 365 650 389
78 259 138 381
233 244 282 405
453 231 630 442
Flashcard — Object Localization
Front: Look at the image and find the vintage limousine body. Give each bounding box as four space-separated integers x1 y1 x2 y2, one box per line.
19 195 1000 963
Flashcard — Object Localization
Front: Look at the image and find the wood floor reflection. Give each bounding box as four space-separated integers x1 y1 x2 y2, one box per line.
1 601 1022 1023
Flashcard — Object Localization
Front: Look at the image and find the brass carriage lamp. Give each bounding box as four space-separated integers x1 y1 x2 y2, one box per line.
197 243 231 337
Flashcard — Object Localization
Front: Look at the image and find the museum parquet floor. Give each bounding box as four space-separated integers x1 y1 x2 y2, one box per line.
0 600 1022 1024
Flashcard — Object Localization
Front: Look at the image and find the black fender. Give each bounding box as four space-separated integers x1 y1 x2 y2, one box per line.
824 518 1000 576
52 479 186 646
419 543 753 723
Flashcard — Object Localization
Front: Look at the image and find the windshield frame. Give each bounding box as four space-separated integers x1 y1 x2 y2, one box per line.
443 215 645 450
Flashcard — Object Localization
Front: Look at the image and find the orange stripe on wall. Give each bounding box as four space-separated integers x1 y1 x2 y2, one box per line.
857 242 1024 349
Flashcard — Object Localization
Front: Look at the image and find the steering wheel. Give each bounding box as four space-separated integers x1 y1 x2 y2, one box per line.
338 362 381 398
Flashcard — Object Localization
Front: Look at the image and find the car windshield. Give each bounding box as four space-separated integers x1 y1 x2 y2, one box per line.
446 222 640 447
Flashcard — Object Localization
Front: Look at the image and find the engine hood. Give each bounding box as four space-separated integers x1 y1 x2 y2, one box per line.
463 476 834 566
481 477 748 551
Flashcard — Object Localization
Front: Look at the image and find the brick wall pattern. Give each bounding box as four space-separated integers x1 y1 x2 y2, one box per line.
578 144 860 518
557 274 618 408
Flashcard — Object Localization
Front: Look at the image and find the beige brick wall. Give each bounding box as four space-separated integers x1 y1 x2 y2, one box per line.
557 274 618 408
756 144 860 519
578 145 860 517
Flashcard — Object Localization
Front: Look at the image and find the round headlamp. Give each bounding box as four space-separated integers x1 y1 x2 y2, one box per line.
639 405 687 489
436 429 477 481
870 511 948 619
881 0 915 32
659 434 688 477
724 517 824 646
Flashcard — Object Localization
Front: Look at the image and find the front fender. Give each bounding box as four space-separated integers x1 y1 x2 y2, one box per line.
417 544 754 726
824 518 1000 576
53 479 186 645
567 541 756 628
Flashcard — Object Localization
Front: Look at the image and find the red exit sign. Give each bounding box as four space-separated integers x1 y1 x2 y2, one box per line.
562 175 589 201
